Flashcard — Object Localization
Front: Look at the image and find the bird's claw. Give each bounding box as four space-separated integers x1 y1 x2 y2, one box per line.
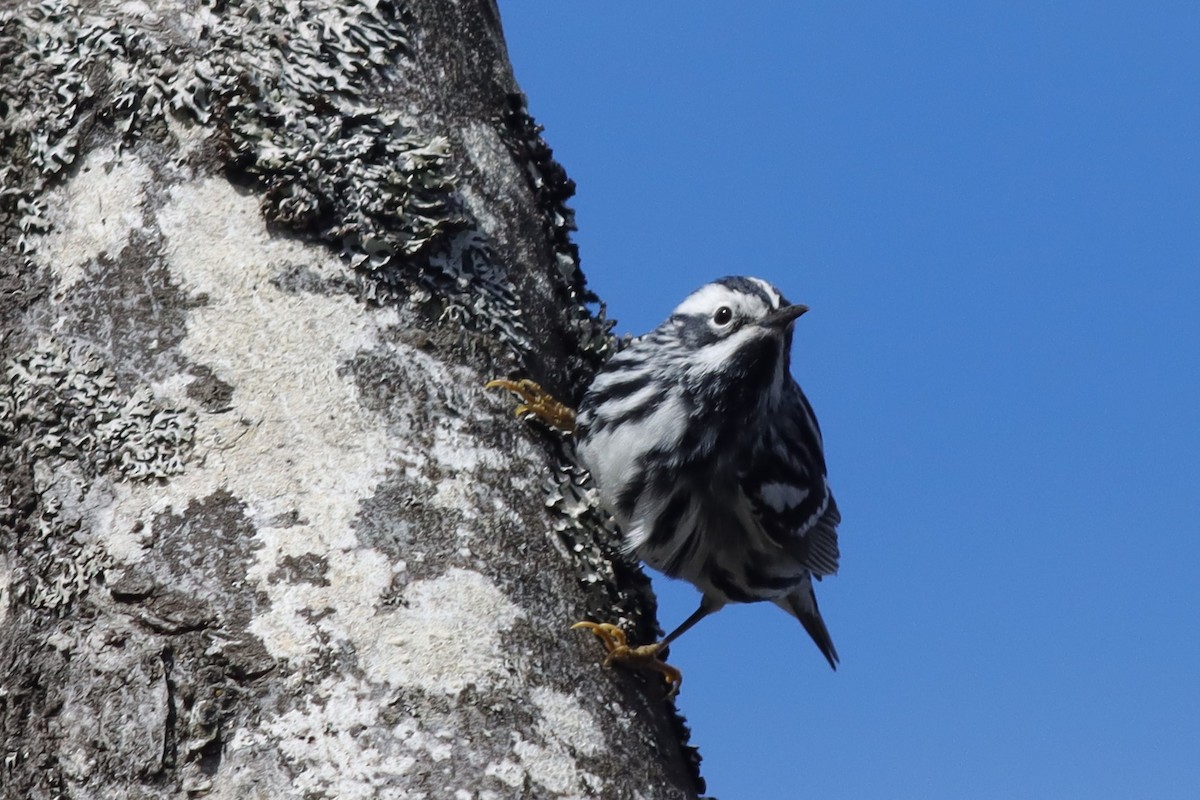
485 378 577 433
572 621 682 698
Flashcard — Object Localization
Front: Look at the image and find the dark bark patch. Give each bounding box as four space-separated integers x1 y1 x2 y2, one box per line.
269 553 331 588
269 262 358 297
58 232 204 392
184 364 235 413
153 489 259 587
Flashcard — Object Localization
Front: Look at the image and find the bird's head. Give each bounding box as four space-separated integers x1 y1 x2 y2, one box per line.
662 275 806 403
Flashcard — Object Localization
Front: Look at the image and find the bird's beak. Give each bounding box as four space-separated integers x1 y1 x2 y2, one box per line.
761 303 809 329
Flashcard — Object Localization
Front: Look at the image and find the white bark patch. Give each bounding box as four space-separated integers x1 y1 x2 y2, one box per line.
484 758 525 788
221 672 489 799
95 176 400 664
393 718 454 762
227 676 417 800
368 568 524 694
529 687 605 756
482 688 607 797
513 736 601 798
427 418 511 517
35 145 152 293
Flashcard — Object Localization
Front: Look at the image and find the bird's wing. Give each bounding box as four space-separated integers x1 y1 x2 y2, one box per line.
740 388 841 577
744 470 841 577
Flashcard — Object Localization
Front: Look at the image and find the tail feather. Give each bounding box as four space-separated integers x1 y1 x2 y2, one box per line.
777 578 839 670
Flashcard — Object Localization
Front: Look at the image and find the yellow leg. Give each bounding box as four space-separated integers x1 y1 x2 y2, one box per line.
572 621 683 698
485 378 577 433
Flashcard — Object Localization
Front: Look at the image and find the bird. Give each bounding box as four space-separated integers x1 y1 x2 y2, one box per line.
489 276 840 695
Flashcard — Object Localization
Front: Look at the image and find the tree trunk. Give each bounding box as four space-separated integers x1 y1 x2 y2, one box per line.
0 2 704 797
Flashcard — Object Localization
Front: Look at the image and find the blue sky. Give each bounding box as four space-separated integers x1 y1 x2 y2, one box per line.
500 4 1200 798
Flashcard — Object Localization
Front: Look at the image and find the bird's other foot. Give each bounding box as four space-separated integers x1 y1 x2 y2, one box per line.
485 378 577 434
571 621 682 698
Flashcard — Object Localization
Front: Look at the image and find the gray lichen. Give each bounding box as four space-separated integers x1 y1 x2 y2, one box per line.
1 0 191 249
21 501 112 614
0 338 195 612
0 339 195 481
543 460 661 644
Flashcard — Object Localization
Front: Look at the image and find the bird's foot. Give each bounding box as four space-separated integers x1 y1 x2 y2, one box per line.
485 378 577 433
572 621 682 698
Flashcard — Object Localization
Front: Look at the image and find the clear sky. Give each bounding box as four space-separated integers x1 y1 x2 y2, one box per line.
499 4 1200 798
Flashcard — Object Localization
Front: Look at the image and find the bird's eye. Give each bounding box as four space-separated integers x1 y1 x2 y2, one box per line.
712 306 733 326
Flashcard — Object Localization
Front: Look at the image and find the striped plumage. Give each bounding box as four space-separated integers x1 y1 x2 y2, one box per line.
576 276 841 668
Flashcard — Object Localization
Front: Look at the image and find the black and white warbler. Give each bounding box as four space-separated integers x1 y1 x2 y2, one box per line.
574 276 840 679
489 276 840 693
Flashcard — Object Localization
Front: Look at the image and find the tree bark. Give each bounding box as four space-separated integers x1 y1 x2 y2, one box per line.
0 2 704 797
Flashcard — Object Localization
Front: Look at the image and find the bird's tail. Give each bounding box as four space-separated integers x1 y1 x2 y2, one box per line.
777 576 839 670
